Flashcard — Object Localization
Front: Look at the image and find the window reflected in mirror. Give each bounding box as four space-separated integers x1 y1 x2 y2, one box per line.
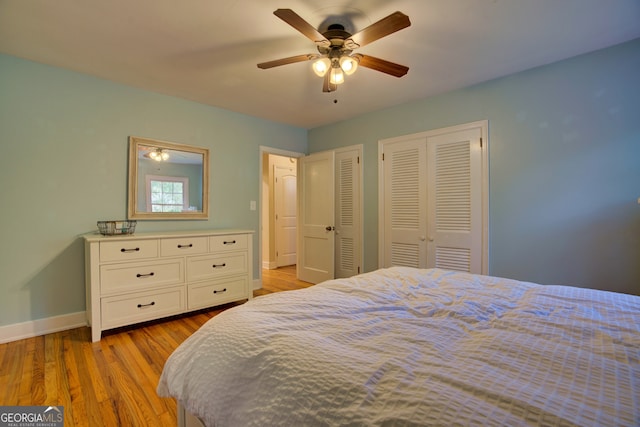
128 136 209 220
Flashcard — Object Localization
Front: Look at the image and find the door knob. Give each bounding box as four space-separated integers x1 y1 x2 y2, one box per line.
325 226 335 231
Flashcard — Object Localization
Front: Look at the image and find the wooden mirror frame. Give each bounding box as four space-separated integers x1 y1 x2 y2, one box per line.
127 136 209 220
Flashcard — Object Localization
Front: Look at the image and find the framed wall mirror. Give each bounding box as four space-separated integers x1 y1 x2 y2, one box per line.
128 136 209 220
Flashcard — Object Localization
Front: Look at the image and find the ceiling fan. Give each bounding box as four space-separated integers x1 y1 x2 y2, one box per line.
257 9 411 92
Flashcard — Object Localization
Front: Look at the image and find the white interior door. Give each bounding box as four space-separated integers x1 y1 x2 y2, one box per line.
274 165 297 267
427 128 483 273
335 147 361 278
298 151 335 283
381 137 428 268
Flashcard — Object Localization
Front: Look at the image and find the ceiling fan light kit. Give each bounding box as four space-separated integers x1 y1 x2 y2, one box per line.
147 148 170 162
257 9 411 93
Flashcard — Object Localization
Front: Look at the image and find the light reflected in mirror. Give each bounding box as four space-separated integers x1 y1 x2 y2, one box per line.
128 136 209 220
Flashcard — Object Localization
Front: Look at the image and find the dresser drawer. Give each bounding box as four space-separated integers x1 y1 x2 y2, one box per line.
187 252 247 282
100 258 184 295
101 286 185 329
100 239 158 262
160 236 208 257
188 276 248 310
209 234 248 252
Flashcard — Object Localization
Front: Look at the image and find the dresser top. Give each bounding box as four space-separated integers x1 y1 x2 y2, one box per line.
83 229 254 242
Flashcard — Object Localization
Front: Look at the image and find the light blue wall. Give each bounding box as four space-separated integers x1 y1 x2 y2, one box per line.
309 38 640 295
1 39 638 329
0 54 307 327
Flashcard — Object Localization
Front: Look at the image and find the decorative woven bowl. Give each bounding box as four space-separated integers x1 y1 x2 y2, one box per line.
97 220 137 236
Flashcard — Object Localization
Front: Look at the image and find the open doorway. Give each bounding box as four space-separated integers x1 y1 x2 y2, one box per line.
258 146 304 288
257 145 363 289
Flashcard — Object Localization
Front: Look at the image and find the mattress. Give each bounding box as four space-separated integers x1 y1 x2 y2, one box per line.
157 267 640 426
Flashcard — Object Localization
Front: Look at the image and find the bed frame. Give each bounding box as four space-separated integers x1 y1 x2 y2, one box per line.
178 403 205 427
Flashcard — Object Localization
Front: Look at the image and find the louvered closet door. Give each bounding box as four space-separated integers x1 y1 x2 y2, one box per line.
382 138 428 268
427 128 482 273
335 148 361 278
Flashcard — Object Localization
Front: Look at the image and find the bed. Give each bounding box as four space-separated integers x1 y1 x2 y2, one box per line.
157 267 639 426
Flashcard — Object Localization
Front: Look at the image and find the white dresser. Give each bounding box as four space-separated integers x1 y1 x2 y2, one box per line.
84 229 253 342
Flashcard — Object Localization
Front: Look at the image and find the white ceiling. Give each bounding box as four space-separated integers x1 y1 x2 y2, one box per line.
1 0 638 129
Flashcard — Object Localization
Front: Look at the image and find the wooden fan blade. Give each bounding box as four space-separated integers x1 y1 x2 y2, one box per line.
345 11 411 49
274 9 330 47
257 54 318 69
356 54 409 77
323 72 337 92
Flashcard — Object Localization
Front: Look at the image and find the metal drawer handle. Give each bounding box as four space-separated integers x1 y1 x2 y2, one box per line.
213 288 227 294
137 301 156 308
223 240 236 245
136 272 155 278
121 247 140 253
212 263 226 268
177 244 193 249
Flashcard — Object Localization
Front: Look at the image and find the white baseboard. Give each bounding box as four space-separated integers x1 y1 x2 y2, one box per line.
253 278 262 290
262 260 277 270
0 312 87 344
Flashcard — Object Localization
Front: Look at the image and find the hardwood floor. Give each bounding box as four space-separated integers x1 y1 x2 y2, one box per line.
0 265 311 426
257 264 314 295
